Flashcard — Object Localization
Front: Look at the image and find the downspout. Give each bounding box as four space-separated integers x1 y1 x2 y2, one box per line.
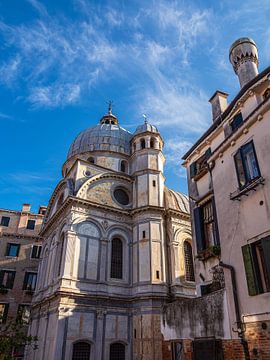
219 261 250 360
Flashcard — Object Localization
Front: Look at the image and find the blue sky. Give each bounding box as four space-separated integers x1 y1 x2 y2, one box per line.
1 0 270 212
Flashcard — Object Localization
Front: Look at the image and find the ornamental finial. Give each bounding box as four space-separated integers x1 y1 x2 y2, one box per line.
108 100 113 115
142 114 148 124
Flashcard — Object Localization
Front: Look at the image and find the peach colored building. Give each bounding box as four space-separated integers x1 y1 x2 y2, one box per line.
182 38 270 359
0 203 45 355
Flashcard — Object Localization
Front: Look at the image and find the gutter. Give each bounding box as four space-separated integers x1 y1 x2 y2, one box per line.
219 261 250 360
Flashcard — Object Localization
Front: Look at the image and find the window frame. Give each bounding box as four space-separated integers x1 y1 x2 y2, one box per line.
1 216 10 227
17 304 31 324
26 219 36 230
0 303 9 323
31 245 42 259
234 140 261 189
230 112 243 132
5 243 20 257
23 271 38 292
110 238 123 280
242 236 270 296
0 270 16 289
183 241 195 282
72 341 91 360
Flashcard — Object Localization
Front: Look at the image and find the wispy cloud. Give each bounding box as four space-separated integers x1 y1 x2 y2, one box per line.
0 112 13 120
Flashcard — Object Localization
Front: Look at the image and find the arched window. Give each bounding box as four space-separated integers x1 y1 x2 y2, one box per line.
184 241 195 282
110 238 123 279
150 138 155 148
72 341 91 360
140 138 145 149
120 160 127 173
88 157 95 164
110 342 125 360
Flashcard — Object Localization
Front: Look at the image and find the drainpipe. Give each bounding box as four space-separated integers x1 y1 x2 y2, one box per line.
219 261 250 360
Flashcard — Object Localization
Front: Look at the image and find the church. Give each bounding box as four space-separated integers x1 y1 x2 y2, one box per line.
27 106 195 360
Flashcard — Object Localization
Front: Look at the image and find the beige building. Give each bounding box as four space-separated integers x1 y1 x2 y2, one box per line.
182 38 270 359
27 108 195 360
0 203 45 357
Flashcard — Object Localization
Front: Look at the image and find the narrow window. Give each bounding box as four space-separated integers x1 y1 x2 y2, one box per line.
23 272 37 292
171 341 183 360
31 245 42 259
142 231 146 239
110 342 125 360
150 138 155 148
153 180 156 187
1 216 10 227
6 243 20 257
134 329 137 338
26 219 36 230
140 139 146 149
193 199 219 252
133 143 136 152
184 241 195 282
234 141 260 188
156 270 160 279
57 234 65 277
120 160 127 173
72 341 91 360
0 270 16 289
0 303 9 323
242 236 270 296
17 304 31 324
110 238 123 279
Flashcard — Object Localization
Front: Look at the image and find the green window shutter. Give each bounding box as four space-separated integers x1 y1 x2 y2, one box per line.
261 236 270 282
242 245 259 296
190 162 197 178
204 148 212 159
193 207 205 252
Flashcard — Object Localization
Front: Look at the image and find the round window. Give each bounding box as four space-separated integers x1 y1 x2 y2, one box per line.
113 188 130 205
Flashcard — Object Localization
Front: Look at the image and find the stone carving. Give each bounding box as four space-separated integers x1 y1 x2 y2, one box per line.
101 220 109 230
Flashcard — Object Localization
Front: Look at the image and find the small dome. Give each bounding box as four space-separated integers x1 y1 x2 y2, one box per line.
134 121 159 135
165 188 190 214
67 123 132 159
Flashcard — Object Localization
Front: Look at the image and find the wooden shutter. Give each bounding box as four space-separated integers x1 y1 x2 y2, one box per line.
261 236 270 281
193 207 205 251
190 162 197 178
211 197 220 246
205 148 212 159
242 245 259 296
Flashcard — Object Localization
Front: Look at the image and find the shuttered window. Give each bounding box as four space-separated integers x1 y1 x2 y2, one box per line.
234 141 260 189
110 238 123 279
230 112 243 131
242 237 270 296
110 343 125 360
190 148 211 179
72 342 91 360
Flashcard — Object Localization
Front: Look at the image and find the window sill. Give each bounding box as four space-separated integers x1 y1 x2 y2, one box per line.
230 177 265 201
193 168 208 181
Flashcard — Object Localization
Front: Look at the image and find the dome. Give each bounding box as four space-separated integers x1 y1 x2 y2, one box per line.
134 121 159 135
67 123 132 159
165 188 190 214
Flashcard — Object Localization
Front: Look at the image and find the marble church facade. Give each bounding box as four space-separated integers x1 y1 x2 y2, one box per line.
26 109 195 360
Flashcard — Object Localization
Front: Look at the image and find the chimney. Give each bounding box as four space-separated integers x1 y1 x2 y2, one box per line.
209 90 229 121
38 206 47 215
229 37 258 88
22 203 31 213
